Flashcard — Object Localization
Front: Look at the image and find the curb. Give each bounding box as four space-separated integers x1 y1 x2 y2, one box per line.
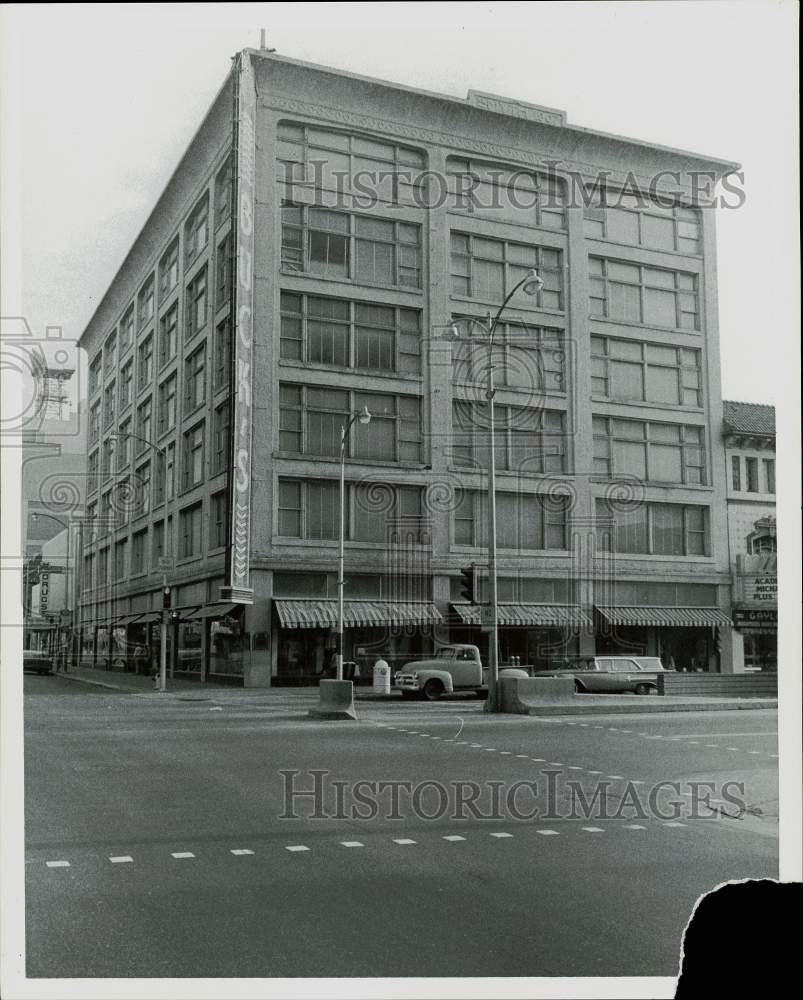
506 698 778 717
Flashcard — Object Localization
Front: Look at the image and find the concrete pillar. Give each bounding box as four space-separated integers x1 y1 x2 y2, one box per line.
719 627 743 674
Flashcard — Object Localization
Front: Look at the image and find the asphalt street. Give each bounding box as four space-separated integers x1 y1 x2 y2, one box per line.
23 676 778 978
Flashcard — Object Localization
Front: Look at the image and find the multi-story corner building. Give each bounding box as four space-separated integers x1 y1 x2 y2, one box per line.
76 48 741 685
722 401 777 671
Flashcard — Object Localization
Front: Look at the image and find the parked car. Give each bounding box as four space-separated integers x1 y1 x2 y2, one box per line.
23 649 53 675
540 656 669 695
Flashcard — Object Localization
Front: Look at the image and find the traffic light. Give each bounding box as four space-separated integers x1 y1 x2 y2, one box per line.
459 564 475 603
162 587 172 610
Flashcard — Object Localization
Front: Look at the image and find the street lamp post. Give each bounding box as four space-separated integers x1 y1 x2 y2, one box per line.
448 268 544 712
336 406 371 682
111 430 169 693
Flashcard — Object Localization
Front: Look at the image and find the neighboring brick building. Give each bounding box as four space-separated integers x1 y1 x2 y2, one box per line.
723 401 777 671
76 48 742 685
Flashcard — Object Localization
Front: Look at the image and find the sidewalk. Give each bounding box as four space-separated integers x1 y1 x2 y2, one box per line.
55 666 777 714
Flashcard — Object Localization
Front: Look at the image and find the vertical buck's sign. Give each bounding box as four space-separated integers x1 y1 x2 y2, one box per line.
223 52 256 604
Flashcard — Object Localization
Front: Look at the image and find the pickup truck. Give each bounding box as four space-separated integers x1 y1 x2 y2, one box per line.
540 656 668 695
394 644 528 701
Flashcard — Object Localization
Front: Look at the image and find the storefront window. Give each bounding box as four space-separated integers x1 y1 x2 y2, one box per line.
209 611 245 677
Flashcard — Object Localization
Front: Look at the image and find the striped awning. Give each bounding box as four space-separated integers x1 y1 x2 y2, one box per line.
115 613 141 626
452 603 592 627
135 611 164 625
274 600 443 629
596 606 733 627
185 603 238 621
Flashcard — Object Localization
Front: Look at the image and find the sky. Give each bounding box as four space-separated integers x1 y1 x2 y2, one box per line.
2 1 799 409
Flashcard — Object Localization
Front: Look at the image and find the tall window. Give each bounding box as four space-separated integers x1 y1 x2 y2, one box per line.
87 450 99 492
209 491 228 549
745 457 759 493
591 335 702 407
280 292 421 374
595 498 709 556
279 384 422 462
158 373 177 436
186 267 208 339
101 437 116 480
103 331 117 376
215 234 232 308
184 345 206 413
731 455 741 491
137 278 155 329
454 489 569 550
151 520 165 565
159 303 178 367
179 503 203 558
763 458 775 494
136 398 152 454
157 441 176 503
120 360 133 409
97 547 109 587
214 156 233 227
159 239 180 300
589 258 699 330
89 403 100 444
452 320 565 393
281 204 422 289
450 233 563 310
117 419 131 467
583 191 701 254
89 354 102 395
103 381 116 427
446 157 566 229
120 306 135 354
138 334 154 389
213 317 231 389
114 539 127 581
182 422 205 490
212 401 229 474
131 529 148 574
135 461 151 517
453 402 566 473
185 195 209 266
592 417 706 485
277 122 425 205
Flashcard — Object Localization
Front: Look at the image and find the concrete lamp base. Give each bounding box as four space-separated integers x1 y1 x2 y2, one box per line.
308 679 358 720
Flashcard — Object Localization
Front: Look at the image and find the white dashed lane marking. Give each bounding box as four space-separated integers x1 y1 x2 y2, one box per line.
582 827 605 833
46 861 70 868
443 835 466 842
230 849 254 856
536 829 559 836
393 839 417 846
109 856 133 864
340 841 364 848
285 845 310 853
490 832 513 839
171 852 195 860
624 824 647 831
664 822 687 828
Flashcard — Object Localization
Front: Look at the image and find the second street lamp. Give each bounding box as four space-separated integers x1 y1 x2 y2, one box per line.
336 406 371 682
448 267 544 713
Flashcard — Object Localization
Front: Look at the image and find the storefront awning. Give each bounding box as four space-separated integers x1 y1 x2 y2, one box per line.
274 600 443 629
185 603 239 621
452 603 592 627
596 606 733 627
134 611 164 624
115 613 142 626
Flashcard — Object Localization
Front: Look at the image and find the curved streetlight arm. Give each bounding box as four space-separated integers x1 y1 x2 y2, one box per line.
109 430 166 460
488 269 543 344
30 511 70 530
